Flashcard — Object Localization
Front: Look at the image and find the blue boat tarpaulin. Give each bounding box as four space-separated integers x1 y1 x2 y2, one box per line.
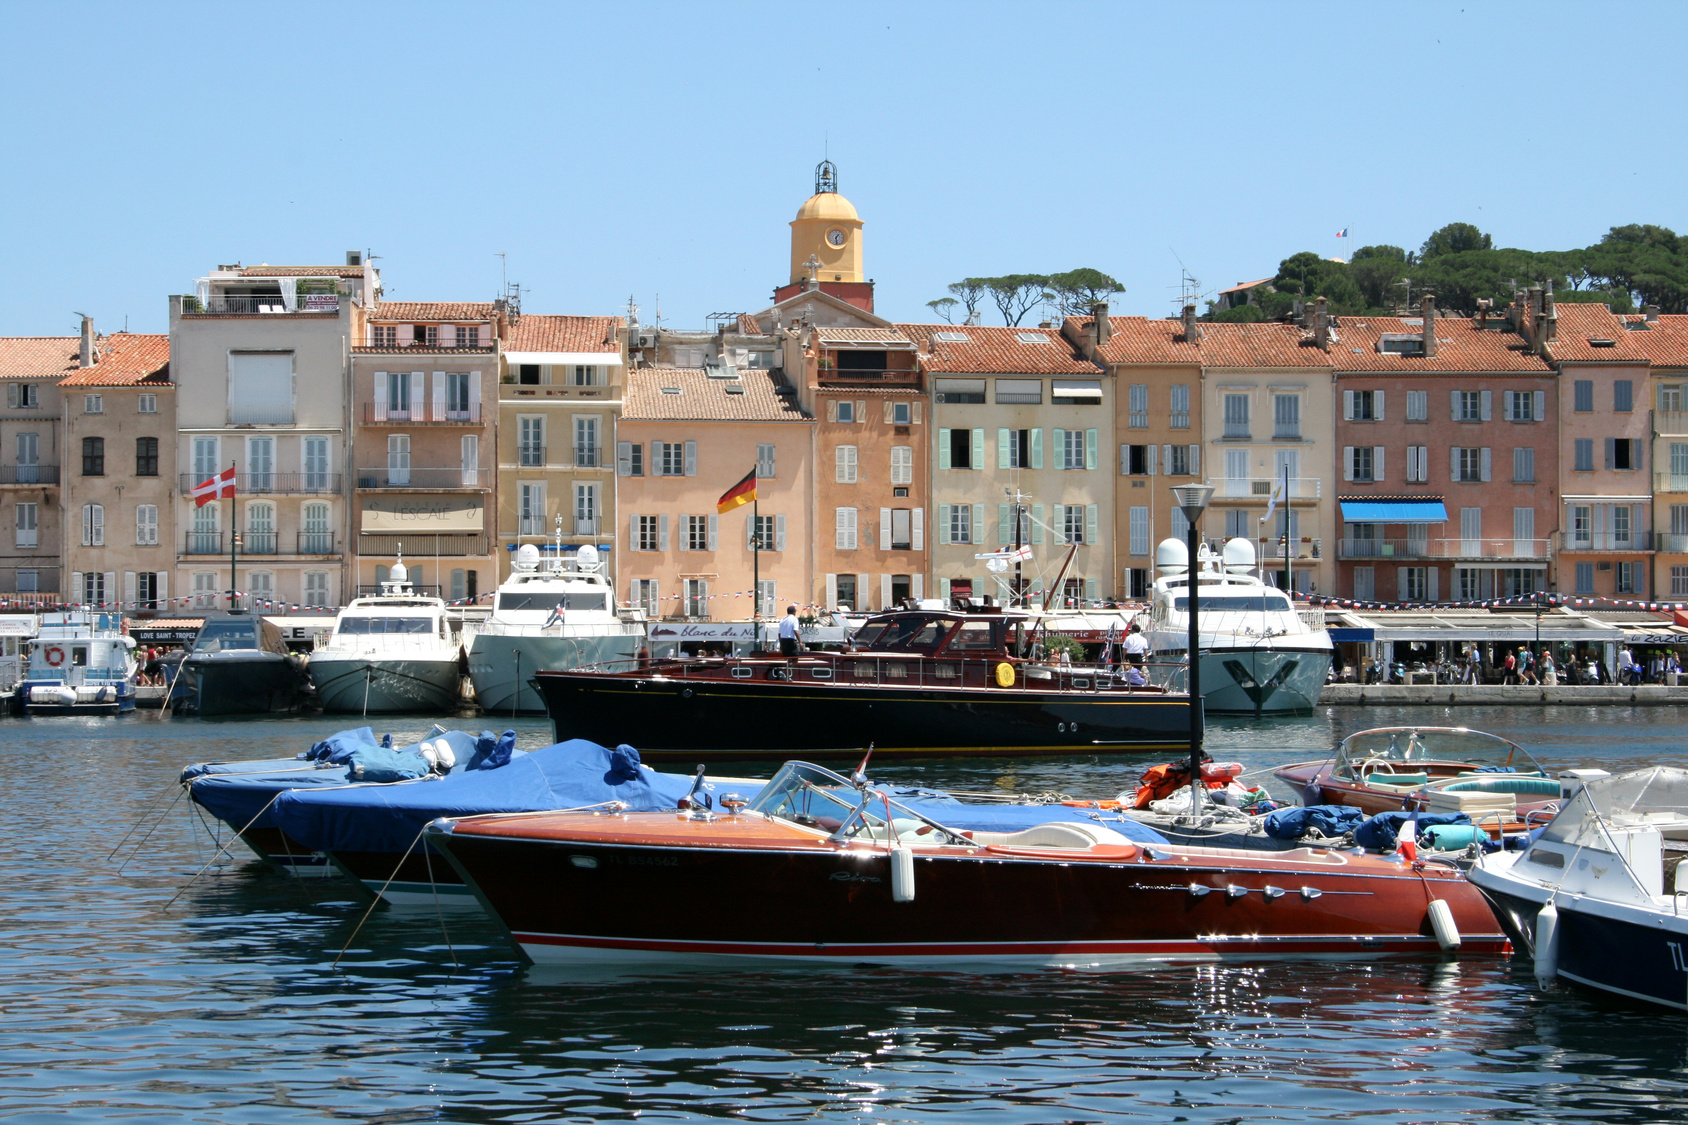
1339 500 1449 523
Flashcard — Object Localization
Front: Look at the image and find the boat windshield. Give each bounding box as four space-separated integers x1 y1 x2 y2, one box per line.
851 614 960 653
1541 767 1688 849
337 616 437 635
191 619 259 653
748 761 971 845
1171 594 1292 612
497 591 607 612
1334 726 1540 778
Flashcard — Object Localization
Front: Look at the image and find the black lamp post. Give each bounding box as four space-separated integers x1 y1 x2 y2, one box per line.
1171 482 1214 823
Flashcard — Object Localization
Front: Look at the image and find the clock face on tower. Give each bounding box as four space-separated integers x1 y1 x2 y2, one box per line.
826 228 847 248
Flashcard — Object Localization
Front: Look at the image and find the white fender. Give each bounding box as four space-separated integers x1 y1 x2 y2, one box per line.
891 845 915 903
1534 901 1560 988
1426 898 1461 951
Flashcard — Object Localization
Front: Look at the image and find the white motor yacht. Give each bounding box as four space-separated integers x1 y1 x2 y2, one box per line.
467 541 645 715
1140 536 1332 714
23 611 137 714
307 555 465 714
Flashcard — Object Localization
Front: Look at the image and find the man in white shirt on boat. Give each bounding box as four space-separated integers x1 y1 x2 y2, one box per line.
778 606 802 660
1123 624 1149 665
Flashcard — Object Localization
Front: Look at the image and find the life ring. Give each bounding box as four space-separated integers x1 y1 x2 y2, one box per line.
995 662 1016 688
43 645 65 668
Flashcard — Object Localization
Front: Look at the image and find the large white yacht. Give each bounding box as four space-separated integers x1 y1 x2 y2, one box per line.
307 555 466 714
467 541 646 715
1140 536 1332 714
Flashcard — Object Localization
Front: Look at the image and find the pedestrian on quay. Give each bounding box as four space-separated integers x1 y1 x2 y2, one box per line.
1541 650 1557 686
1503 649 1517 685
778 605 802 661
1618 646 1637 686
1124 623 1149 665
1464 645 1480 685
1519 647 1536 686
143 646 161 685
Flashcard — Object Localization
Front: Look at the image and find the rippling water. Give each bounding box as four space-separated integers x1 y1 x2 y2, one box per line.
5 706 1688 1122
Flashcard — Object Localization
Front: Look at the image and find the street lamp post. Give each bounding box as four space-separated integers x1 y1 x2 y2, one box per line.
1171 483 1215 824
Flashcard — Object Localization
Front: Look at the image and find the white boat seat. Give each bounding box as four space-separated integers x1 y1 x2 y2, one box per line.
971 821 1135 850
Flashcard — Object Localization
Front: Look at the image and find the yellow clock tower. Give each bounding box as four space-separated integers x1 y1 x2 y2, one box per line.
789 160 864 285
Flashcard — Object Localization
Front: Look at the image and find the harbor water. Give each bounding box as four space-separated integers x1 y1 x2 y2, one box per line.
7 707 1688 1122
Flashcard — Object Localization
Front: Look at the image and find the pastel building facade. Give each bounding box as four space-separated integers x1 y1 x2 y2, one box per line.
0 338 75 600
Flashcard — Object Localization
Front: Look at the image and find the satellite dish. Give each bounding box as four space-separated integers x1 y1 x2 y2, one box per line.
388 559 408 583
1222 537 1257 574
514 543 541 571
577 544 600 569
1156 537 1188 576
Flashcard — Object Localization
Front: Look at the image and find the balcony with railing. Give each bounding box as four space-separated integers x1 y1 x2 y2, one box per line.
1559 530 1656 552
177 472 340 495
1339 538 1553 560
358 533 489 557
361 402 483 425
0 464 58 485
1655 472 1688 494
355 465 487 489
181 531 340 557
1658 412 1688 436
184 532 223 555
500 381 621 403
178 294 342 316
1212 476 1322 500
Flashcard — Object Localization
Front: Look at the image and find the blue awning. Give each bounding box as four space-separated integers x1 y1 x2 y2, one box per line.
1340 500 1448 523
1328 628 1375 643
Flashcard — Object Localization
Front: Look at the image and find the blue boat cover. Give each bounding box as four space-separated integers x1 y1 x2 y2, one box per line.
894 798 1169 843
1353 810 1471 850
189 730 497 832
271 739 746 854
1261 804 1367 841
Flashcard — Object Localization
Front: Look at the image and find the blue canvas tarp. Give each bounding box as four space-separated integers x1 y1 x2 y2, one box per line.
271 739 746 854
1260 804 1368 841
1353 810 1472 850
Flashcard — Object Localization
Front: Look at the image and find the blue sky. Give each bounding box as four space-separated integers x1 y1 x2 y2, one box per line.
3 1 1683 337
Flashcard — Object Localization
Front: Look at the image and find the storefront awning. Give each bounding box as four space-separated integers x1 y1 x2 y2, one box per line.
1340 500 1448 522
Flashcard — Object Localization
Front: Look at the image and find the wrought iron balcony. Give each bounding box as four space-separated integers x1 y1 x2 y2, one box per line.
178 472 340 495
362 402 483 424
0 464 58 485
1558 531 1656 551
355 466 487 489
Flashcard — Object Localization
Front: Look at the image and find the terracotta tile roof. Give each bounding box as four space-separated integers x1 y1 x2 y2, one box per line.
817 326 914 347
1616 313 1688 368
1219 277 1274 294
372 302 497 322
237 265 368 278
0 337 78 381
60 334 170 387
1327 316 1551 373
1076 316 1328 369
737 313 764 335
504 314 623 355
1549 302 1652 364
898 323 1102 374
623 367 809 423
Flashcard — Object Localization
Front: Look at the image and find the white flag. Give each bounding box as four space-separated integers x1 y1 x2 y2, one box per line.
1259 477 1285 525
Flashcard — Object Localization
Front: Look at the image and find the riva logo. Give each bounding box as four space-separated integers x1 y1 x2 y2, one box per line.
1223 658 1300 708
829 871 881 883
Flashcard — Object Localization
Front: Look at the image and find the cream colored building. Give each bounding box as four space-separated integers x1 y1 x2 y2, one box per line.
0 337 75 601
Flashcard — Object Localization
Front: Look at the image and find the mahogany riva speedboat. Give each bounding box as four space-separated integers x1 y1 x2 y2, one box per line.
427 759 1508 968
534 607 1191 760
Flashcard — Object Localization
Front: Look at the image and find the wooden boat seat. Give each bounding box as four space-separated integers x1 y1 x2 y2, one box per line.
969 822 1136 850
1366 773 1430 788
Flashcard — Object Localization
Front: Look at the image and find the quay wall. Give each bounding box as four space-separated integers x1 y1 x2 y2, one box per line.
1320 683 1688 706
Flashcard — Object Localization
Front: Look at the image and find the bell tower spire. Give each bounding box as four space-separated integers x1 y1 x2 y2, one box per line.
789 158 863 286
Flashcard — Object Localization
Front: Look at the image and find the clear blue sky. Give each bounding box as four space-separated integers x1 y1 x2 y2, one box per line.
3 1 1683 338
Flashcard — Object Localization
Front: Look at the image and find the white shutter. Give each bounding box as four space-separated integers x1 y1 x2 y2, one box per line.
884 400 894 424
1119 444 1129 475
683 441 697 476
970 505 982 546
775 514 786 551
71 571 82 603
1451 447 1461 479
1188 445 1199 476
616 441 632 476
827 400 837 422
857 572 869 608
825 573 838 609
1398 568 1409 601
880 573 893 610
103 571 115 606
124 571 136 606
1162 445 1172 476
912 574 923 600
912 401 923 424
373 371 387 420
1480 390 1492 421
938 428 951 470
857 401 867 423
658 514 669 551
91 504 104 546
1428 568 1440 601
1000 429 1012 469
937 577 949 603
971 428 985 469
1086 428 1098 470
998 503 1011 546
470 370 482 419
1343 447 1354 482
5 385 14 408
707 514 717 552
1450 389 1460 419
433 372 446 421
1374 391 1384 421
1480 447 1492 482
1052 504 1065 544
1534 390 1545 421
158 572 167 604
1053 428 1065 468
1087 504 1098 546
628 513 639 551
938 503 951 544
880 507 892 547
1031 504 1044 544
1085 577 1098 603
1146 445 1157 475
1342 390 1354 421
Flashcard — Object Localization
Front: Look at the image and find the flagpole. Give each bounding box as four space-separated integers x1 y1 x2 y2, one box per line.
752 493 760 635
1281 461 1291 594
228 460 238 614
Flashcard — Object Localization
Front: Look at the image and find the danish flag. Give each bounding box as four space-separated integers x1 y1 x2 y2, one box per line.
192 466 237 507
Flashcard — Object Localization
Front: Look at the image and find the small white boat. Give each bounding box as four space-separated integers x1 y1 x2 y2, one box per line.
467 541 645 715
308 555 465 714
1141 537 1332 714
23 611 137 714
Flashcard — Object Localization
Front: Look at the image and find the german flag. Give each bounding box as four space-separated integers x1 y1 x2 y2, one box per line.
717 467 757 514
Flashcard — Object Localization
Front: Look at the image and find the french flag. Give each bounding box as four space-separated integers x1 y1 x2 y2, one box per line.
1335 228 1349 238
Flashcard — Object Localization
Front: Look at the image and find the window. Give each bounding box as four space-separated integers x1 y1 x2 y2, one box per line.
835 507 858 550
1222 393 1250 438
81 437 103 476
1574 438 1594 472
617 441 644 477
1128 384 1148 428
1402 567 1428 602
573 416 599 467
192 436 219 480
1405 390 1428 422
190 505 218 553
1675 567 1688 598
934 378 985 404
1617 561 1638 594
1514 447 1535 482
136 504 158 545
944 504 972 545
574 483 598 535
1225 509 1249 539
245 501 276 554
1613 505 1632 545
15 433 38 482
246 436 273 491
1574 380 1594 412
446 371 473 417
1453 447 1488 483
656 441 694 477
1353 567 1375 600
1615 380 1634 412
83 394 103 414
836 401 855 424
1406 446 1428 483
757 443 776 478
835 444 858 483
633 579 659 616
1051 379 1102 404
81 503 104 547
9 383 38 409
1610 438 1641 471
1575 561 1594 595
302 436 329 491
1505 390 1538 422
136 572 160 611
1348 446 1375 482
1457 390 1482 422
684 579 709 618
1347 389 1378 422
995 379 1042 405
890 508 913 550
83 571 105 605
749 514 779 550
686 515 710 551
304 571 330 608
892 402 911 425
15 503 36 548
455 324 481 348
518 363 540 385
1272 395 1300 440
1063 506 1086 545
946 427 977 469
135 437 158 477
1170 384 1190 429
573 365 597 386
890 445 912 485
373 325 397 347
1003 429 1032 469
1572 505 1592 544
518 417 544 466
387 434 410 485
1166 445 1191 476
637 515 661 552
228 352 293 424
1129 506 1149 556
302 502 332 553
518 482 546 536
1060 428 1085 470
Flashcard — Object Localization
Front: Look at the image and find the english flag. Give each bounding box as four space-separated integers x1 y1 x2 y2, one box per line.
192 466 237 508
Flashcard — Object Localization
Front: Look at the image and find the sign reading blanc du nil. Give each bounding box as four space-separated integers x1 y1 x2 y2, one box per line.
648 622 757 641
361 496 484 533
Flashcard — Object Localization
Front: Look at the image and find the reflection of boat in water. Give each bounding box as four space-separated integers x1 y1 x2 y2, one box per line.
22 611 137 714
307 555 464 714
427 758 1507 967
1470 766 1688 1011
170 614 308 716
467 541 645 715
1142 537 1331 714
535 606 1191 760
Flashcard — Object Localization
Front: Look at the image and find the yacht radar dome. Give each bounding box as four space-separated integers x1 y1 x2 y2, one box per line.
577 544 600 569
1156 537 1189 575
514 543 541 571
1222 537 1257 574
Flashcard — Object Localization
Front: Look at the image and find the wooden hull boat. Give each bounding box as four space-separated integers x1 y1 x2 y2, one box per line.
428 760 1508 968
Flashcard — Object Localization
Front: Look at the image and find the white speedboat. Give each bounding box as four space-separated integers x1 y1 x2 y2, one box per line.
1468 767 1688 1011
467 542 646 715
307 556 465 714
1141 537 1332 714
23 611 137 714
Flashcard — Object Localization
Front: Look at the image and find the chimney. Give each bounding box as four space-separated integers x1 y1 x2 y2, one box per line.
78 315 96 368
1091 302 1111 346
1646 304 1661 323
1420 295 1437 358
1475 297 1491 329
1312 296 1329 350
1181 303 1200 343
